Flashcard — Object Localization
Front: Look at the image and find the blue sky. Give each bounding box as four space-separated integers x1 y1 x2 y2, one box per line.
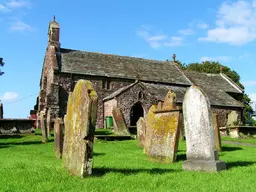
0 0 256 118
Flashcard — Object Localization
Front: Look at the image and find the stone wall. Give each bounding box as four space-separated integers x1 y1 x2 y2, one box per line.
0 119 35 134
57 73 133 128
212 106 242 127
116 83 156 126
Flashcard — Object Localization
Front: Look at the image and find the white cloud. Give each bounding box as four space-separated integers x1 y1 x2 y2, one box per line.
9 21 33 32
242 80 256 86
178 29 195 35
137 26 184 48
200 56 232 62
196 22 209 29
0 4 10 12
199 0 256 45
0 92 18 101
164 36 184 47
6 0 30 9
0 0 30 12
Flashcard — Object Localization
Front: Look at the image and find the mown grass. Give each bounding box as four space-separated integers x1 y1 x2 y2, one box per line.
221 136 256 144
0 133 256 192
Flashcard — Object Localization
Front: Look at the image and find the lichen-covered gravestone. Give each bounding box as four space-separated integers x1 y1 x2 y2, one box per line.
62 80 98 178
227 111 239 126
212 112 222 152
40 110 48 143
144 91 181 163
182 86 226 172
112 108 130 136
137 117 146 147
54 118 64 159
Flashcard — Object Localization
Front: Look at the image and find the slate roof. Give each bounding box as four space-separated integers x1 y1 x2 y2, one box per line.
57 48 191 86
103 81 243 108
184 71 243 94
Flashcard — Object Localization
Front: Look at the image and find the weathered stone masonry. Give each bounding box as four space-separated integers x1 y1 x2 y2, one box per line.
37 18 244 129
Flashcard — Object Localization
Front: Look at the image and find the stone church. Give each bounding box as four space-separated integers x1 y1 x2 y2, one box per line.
37 18 244 129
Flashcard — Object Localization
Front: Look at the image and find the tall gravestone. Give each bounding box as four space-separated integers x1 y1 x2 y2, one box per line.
46 108 52 138
212 113 222 151
144 91 181 163
40 110 48 143
137 117 146 147
112 108 130 136
54 118 64 159
62 80 98 178
182 86 226 172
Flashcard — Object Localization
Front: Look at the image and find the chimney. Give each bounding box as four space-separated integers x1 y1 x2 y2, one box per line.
220 65 223 73
172 54 176 62
48 16 60 48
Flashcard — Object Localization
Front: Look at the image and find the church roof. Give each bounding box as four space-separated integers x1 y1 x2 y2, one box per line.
184 71 243 94
103 81 243 108
57 48 192 86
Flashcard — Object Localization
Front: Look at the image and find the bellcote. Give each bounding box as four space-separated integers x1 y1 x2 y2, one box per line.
48 16 60 48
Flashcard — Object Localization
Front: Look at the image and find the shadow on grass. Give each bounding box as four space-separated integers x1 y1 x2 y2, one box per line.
0 135 24 139
93 152 106 156
222 146 242 152
0 139 54 146
176 154 186 162
92 167 178 177
227 161 256 169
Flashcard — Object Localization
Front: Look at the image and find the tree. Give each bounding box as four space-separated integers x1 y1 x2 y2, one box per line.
176 60 253 124
0 57 4 76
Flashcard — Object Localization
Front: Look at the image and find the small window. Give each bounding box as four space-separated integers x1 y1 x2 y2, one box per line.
102 79 111 90
138 91 144 100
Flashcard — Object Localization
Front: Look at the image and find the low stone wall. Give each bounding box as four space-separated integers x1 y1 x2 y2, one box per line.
219 126 256 138
0 119 36 134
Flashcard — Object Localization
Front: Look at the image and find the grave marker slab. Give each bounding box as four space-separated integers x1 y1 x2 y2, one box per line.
227 111 239 127
40 110 48 143
212 113 222 152
182 86 226 172
144 91 181 163
62 80 98 178
54 118 64 159
137 117 146 147
112 108 130 136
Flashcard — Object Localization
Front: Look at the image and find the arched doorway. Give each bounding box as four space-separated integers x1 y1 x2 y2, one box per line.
130 102 144 126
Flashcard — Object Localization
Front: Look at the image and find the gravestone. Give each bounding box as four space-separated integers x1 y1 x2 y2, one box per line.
227 111 239 126
182 85 226 172
40 110 48 143
144 91 181 163
137 117 146 147
54 118 64 159
212 112 222 151
62 80 98 178
46 108 52 138
112 108 130 136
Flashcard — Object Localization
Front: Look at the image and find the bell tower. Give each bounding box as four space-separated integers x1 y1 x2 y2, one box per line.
48 16 60 48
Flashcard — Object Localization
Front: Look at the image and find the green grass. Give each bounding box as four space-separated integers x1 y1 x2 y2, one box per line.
221 136 256 144
0 134 256 192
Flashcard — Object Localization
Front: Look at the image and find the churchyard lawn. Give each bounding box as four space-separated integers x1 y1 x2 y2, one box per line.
0 133 255 192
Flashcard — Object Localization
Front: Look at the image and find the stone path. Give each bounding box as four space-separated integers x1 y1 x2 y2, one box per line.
222 141 256 147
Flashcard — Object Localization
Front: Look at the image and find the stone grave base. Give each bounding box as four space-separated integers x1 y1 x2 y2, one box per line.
182 160 226 172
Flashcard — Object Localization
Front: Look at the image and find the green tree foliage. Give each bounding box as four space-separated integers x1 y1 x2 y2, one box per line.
176 60 253 124
0 57 4 76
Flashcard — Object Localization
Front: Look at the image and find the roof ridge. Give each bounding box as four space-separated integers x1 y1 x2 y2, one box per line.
60 47 168 63
220 73 244 93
